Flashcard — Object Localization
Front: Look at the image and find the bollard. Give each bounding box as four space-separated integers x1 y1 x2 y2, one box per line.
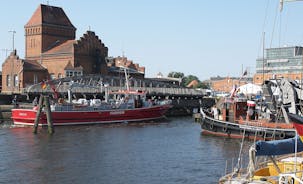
33 95 44 134
44 96 54 134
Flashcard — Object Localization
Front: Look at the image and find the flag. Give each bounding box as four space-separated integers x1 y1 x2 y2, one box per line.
288 113 303 142
41 81 47 89
243 70 247 76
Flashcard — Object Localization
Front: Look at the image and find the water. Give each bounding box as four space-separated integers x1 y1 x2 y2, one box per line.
0 117 252 184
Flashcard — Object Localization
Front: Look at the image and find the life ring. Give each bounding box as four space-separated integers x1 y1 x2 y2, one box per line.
279 131 286 139
222 125 228 132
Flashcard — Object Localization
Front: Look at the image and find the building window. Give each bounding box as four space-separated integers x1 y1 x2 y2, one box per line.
6 75 11 87
50 73 56 80
14 75 18 87
34 74 38 84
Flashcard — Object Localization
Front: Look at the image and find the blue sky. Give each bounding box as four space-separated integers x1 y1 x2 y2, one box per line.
1 0 303 81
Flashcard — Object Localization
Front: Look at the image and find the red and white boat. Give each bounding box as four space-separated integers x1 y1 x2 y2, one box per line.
12 90 172 126
12 67 172 126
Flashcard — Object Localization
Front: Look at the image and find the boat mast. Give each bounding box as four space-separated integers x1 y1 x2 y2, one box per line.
123 67 130 91
262 32 265 84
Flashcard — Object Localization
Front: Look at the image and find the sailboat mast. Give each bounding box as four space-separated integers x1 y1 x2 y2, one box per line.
263 32 265 84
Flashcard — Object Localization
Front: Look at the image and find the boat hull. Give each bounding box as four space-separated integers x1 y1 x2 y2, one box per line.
200 111 295 140
12 104 171 126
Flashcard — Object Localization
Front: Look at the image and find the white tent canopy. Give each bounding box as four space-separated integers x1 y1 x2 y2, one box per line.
237 83 262 95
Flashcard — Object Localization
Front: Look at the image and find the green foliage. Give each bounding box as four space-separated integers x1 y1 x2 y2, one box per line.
167 71 210 89
168 72 184 79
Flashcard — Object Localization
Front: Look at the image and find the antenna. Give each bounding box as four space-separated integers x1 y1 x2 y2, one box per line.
8 30 16 51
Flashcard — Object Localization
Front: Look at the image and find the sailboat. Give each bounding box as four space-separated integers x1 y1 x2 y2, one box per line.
219 113 303 184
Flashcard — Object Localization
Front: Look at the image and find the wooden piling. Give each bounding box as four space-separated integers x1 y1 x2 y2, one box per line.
33 95 44 134
44 96 54 134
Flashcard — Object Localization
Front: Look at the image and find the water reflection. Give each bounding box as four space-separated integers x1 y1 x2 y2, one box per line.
0 117 252 184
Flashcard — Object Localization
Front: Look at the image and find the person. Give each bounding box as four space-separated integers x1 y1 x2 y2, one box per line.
32 97 38 106
211 106 218 119
12 95 19 108
247 107 254 120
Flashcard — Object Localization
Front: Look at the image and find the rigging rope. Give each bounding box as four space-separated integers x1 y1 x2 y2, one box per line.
236 128 246 171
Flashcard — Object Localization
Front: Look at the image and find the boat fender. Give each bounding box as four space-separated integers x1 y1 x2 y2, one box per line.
279 131 286 139
257 131 264 137
279 176 294 184
222 125 228 132
210 123 214 130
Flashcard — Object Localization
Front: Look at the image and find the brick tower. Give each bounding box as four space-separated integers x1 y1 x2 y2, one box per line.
24 4 76 60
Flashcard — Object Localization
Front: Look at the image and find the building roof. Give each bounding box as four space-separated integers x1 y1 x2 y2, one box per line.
44 40 76 54
64 61 83 71
187 80 199 88
25 4 75 29
23 60 47 71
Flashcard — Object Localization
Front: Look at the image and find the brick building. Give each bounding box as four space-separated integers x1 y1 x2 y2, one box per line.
2 4 144 93
208 76 252 93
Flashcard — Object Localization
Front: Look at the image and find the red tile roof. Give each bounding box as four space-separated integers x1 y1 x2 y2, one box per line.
44 40 75 54
23 60 47 71
25 4 75 29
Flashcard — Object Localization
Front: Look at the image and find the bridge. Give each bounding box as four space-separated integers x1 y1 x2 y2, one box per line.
24 74 206 97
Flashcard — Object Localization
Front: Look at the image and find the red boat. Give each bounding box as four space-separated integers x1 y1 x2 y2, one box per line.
12 90 172 126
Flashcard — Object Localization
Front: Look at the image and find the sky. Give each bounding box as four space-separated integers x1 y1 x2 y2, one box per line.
1 0 303 81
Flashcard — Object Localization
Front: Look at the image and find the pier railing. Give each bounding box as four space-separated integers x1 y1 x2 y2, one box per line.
29 85 205 96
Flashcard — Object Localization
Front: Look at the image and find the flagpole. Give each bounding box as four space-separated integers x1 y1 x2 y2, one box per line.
295 130 298 173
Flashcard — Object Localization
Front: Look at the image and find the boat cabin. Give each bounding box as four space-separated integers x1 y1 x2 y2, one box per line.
218 98 255 123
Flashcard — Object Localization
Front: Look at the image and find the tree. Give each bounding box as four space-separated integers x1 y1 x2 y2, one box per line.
197 82 210 89
168 72 184 79
167 71 210 89
183 75 199 87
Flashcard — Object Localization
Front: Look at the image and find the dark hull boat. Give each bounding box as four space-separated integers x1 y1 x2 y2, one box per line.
201 109 295 140
199 78 303 140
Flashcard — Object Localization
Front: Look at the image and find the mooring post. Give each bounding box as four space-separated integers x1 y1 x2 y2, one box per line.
44 96 54 134
33 95 44 134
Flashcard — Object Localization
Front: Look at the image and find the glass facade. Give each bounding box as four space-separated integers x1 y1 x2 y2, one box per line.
256 46 303 74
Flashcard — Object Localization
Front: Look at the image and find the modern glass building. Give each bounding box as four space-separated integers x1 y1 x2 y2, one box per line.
254 46 303 84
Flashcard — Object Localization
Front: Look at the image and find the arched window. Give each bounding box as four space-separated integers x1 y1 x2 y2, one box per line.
14 75 18 87
6 75 11 87
34 74 38 84
50 73 55 80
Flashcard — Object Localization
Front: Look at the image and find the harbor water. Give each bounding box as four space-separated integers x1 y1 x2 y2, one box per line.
0 117 251 184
